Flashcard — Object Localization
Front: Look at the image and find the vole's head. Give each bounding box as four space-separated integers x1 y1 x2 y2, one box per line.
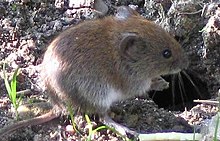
116 6 189 78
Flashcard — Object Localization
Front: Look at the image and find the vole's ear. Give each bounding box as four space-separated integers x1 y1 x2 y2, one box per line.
115 6 139 21
119 33 147 62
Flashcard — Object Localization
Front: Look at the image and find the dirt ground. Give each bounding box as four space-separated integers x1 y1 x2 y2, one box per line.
0 0 219 141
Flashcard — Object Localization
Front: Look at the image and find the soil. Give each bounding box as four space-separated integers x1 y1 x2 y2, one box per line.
0 0 219 141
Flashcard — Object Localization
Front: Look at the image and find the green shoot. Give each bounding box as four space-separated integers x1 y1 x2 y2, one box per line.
85 114 107 141
67 102 82 136
213 113 220 141
85 114 129 141
3 63 22 120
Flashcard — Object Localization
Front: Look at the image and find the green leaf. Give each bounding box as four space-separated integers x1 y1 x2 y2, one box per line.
3 63 12 99
93 125 107 133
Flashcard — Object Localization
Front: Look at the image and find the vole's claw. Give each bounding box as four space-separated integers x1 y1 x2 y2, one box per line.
101 115 139 140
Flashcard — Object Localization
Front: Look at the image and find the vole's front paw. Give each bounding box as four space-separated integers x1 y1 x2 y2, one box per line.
150 77 169 91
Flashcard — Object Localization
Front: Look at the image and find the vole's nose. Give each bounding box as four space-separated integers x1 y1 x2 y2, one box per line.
170 52 189 74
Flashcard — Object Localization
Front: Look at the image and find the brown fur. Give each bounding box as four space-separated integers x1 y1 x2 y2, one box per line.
41 7 188 114
0 6 188 137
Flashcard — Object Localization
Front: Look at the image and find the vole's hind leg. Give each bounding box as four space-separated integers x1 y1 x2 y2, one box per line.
101 115 139 140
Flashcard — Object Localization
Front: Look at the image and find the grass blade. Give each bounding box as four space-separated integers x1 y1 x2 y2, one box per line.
3 63 12 99
10 68 19 106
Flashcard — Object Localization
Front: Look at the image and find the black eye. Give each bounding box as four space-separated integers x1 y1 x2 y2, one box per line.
162 49 172 59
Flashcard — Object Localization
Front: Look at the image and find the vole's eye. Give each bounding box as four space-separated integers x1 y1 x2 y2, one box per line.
162 49 172 59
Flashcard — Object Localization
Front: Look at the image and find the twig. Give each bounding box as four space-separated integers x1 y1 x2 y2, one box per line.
16 89 31 96
178 9 203 15
193 99 219 106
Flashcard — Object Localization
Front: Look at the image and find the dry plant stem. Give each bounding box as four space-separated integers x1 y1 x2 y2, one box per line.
0 109 61 137
193 99 219 106
16 89 31 96
178 9 203 15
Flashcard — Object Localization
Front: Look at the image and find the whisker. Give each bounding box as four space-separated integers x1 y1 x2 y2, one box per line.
178 72 186 107
151 90 157 99
181 70 202 98
171 74 177 109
